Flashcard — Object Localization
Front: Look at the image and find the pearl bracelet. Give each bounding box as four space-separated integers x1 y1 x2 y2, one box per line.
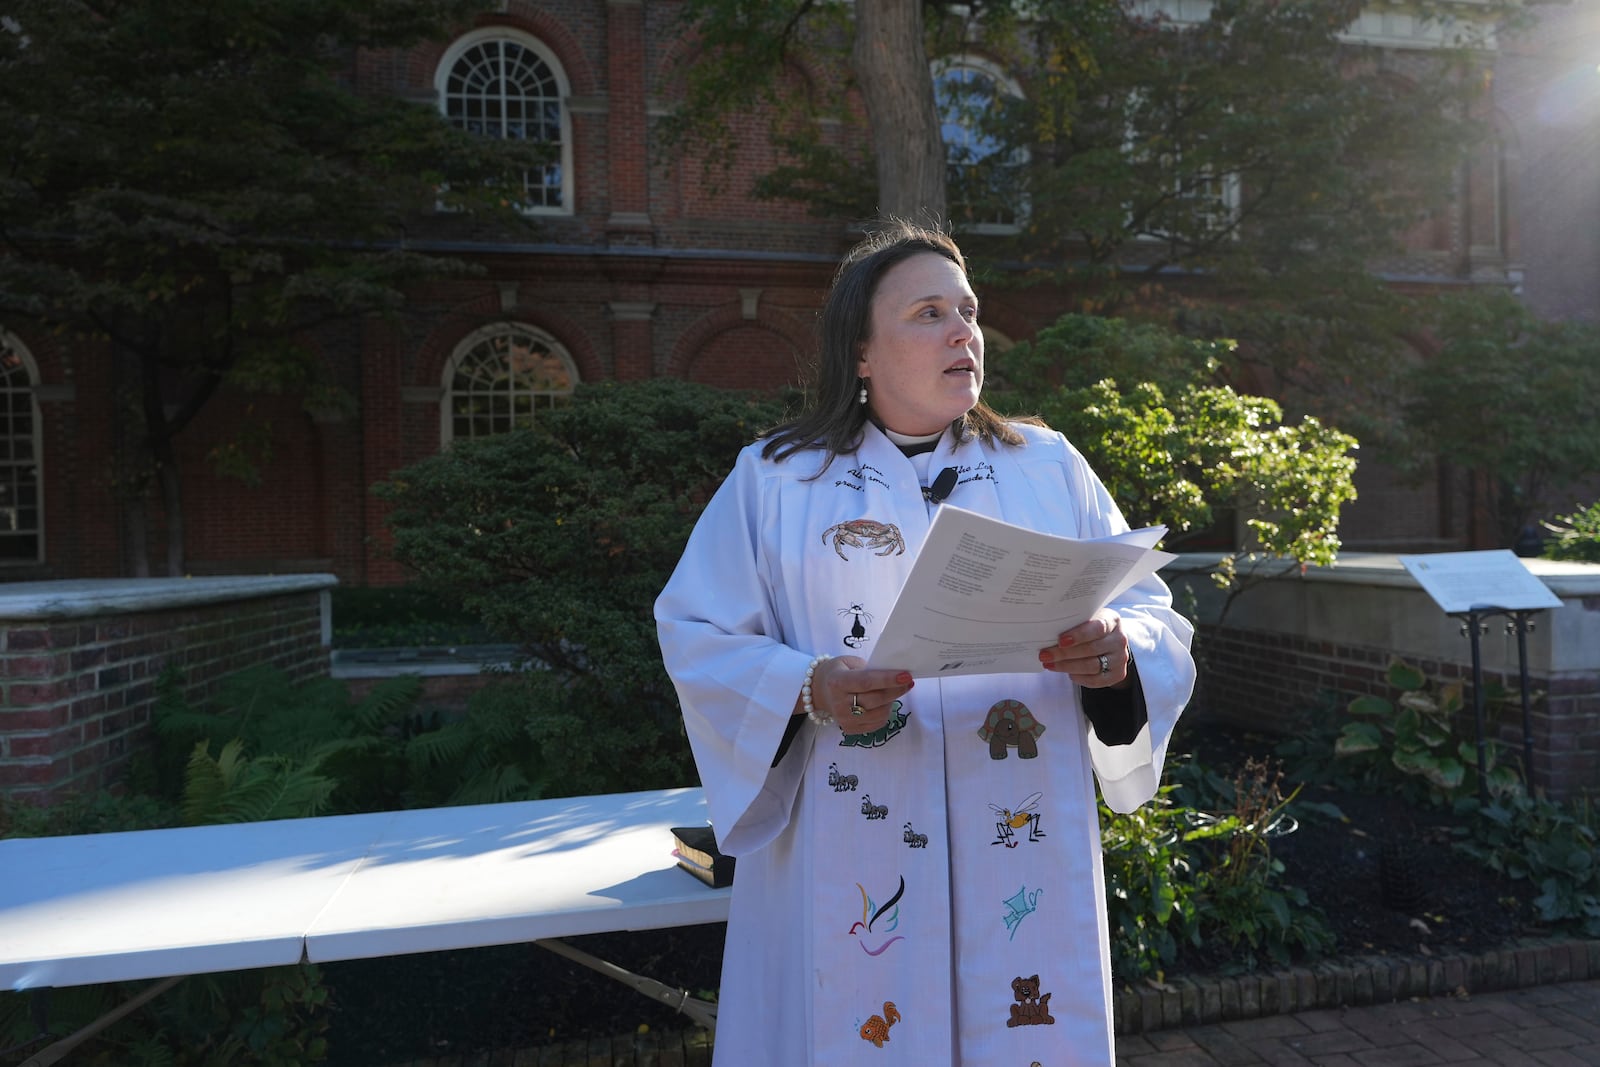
802 654 833 724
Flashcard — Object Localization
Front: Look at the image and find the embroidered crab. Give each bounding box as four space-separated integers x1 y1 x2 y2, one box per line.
821 519 906 561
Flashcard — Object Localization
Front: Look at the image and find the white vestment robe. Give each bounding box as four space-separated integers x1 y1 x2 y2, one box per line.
655 421 1196 1067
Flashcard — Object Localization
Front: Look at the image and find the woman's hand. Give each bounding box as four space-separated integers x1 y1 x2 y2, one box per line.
1038 609 1131 689
809 655 915 735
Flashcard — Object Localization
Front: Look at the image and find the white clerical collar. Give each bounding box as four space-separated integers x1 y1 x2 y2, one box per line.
881 426 944 451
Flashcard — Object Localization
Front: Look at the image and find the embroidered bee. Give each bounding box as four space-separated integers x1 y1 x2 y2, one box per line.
821 519 905 561
827 762 859 793
989 791 1045 847
902 821 928 849
839 603 873 648
860 794 889 820
859 1001 901 1047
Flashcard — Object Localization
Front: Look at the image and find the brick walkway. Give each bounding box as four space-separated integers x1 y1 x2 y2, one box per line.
1117 979 1600 1065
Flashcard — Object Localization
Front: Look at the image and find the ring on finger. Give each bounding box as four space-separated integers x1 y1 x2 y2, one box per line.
1097 653 1110 675
851 695 864 716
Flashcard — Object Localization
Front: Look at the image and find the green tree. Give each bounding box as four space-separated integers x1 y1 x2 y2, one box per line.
665 0 947 220
1402 290 1600 547
988 314 1359 616
663 0 1531 442
0 0 540 575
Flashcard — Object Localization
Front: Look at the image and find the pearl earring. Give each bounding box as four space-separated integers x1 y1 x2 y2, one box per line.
857 379 868 405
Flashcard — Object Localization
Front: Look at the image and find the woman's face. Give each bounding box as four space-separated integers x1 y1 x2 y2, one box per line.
856 251 984 437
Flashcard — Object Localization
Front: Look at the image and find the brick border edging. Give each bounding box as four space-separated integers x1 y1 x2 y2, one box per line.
1113 936 1600 1034
377 937 1600 1067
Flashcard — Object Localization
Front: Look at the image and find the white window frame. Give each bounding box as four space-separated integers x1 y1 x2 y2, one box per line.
435 28 574 216
933 54 1030 235
0 329 43 565
440 322 580 446
1121 89 1240 244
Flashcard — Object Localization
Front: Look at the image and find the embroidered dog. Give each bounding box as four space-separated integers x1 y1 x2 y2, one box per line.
977 699 1046 759
1006 975 1055 1027
859 1001 901 1047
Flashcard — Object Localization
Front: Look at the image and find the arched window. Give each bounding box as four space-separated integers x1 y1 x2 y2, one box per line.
0 330 41 563
441 323 579 444
934 56 1028 232
436 29 573 213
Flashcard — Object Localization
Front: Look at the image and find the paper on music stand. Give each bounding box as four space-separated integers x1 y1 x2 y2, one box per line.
1399 550 1562 614
864 505 1174 679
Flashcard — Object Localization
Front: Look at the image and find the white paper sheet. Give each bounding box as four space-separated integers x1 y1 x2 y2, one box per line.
1399 550 1563 614
864 505 1174 678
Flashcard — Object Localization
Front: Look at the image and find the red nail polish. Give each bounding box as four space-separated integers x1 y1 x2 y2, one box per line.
1059 635 1074 647
896 672 913 686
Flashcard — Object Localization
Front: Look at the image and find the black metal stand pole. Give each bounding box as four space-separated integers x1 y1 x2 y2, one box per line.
1507 610 1538 785
1462 609 1490 805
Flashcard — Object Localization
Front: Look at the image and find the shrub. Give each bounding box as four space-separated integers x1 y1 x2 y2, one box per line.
375 378 794 789
329 585 495 649
1333 657 1523 807
1454 793 1600 937
1541 501 1600 564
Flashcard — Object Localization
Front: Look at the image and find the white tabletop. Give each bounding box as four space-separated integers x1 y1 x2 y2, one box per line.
0 788 728 990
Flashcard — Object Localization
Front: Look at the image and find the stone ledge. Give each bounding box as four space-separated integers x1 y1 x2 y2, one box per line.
375 937 1600 1066
0 575 337 619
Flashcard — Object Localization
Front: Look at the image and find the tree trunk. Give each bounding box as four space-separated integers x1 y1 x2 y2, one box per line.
851 0 947 224
156 448 186 577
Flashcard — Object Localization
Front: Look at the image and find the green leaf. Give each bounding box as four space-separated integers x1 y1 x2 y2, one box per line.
1386 659 1427 692
1334 722 1383 756
1347 695 1393 718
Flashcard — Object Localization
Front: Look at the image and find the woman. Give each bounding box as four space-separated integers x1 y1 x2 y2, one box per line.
655 222 1195 1065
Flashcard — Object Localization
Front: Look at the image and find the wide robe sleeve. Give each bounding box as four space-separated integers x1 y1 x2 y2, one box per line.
654 445 815 857
1015 427 1197 813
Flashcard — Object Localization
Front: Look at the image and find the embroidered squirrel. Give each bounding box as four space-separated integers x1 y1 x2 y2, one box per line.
1006 974 1056 1027
859 1001 901 1047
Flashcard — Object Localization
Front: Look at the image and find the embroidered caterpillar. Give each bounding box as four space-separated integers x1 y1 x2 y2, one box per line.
828 762 859 792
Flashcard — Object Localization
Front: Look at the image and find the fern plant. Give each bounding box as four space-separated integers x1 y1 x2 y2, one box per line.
156 666 428 815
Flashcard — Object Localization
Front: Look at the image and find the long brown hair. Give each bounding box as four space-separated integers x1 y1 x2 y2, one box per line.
761 221 1025 469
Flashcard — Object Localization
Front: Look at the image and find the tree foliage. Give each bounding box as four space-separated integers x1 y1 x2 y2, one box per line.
987 313 1358 608
661 0 1535 450
1402 290 1600 546
376 378 796 791
0 0 540 574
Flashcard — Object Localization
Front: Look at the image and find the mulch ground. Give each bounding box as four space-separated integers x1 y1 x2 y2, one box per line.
317 720 1543 1066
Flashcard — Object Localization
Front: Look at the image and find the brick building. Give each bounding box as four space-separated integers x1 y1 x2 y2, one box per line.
1 0 1594 588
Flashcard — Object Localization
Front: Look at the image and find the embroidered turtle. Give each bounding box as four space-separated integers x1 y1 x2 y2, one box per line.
977 699 1046 759
822 519 906 561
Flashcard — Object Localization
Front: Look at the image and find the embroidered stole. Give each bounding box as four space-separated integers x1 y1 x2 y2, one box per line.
787 427 1115 1065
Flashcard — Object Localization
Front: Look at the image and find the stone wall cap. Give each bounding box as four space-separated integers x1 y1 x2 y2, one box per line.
0 575 339 619
1168 551 1600 597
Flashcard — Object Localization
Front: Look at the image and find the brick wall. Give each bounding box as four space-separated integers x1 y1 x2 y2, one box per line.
1172 558 1600 801
0 577 334 804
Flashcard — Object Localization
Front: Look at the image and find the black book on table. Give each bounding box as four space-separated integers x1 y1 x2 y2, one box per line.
671 825 735 889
